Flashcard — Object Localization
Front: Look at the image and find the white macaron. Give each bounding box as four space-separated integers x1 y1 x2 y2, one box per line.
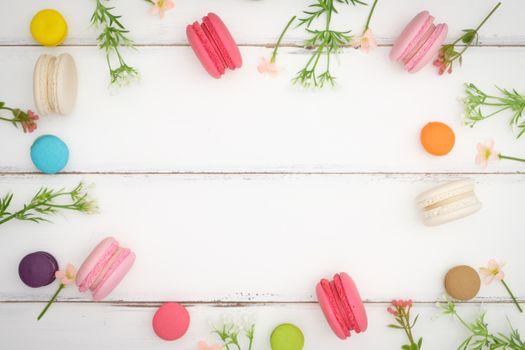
416 179 482 226
33 53 77 116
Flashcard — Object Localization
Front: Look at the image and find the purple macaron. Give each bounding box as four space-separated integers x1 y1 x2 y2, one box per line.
18 251 59 288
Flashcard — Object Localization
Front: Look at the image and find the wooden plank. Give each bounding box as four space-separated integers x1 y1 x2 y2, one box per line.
0 174 523 301
1 0 524 45
1 47 525 173
0 302 524 349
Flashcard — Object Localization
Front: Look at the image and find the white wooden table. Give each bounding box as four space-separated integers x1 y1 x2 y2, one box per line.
1 1 524 349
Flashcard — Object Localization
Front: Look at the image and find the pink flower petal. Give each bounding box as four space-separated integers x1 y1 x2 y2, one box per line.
484 274 495 285
55 271 65 279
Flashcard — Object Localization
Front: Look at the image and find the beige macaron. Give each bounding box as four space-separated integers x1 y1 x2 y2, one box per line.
33 53 77 116
416 179 482 226
445 265 481 301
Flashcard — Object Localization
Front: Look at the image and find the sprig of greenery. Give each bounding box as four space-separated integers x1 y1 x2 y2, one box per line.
0 183 98 226
434 3 501 75
463 83 525 139
91 0 139 87
212 319 255 350
284 0 366 88
438 298 525 350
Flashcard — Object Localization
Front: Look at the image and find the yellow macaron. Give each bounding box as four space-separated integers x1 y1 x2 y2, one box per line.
30 9 68 47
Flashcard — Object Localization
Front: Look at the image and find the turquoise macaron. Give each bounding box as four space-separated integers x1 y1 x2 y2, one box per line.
30 135 69 174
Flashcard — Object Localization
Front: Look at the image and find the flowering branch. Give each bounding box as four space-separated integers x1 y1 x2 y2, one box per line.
475 140 525 169
0 101 39 133
0 182 98 226
434 2 501 75
387 300 423 350
350 0 379 52
38 264 77 320
91 0 139 87
480 259 523 313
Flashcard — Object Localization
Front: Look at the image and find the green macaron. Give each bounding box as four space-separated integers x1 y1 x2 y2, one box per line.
270 323 304 350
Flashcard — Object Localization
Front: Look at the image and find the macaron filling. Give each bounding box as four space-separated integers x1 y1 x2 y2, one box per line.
402 22 436 65
192 22 225 75
78 240 119 292
202 15 235 70
321 277 359 335
423 191 475 211
91 248 131 296
405 24 446 71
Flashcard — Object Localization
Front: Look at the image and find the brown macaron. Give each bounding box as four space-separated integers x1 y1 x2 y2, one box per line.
444 265 481 300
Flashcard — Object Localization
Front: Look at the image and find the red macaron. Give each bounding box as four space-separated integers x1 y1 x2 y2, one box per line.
186 13 242 78
316 272 368 340
152 302 190 341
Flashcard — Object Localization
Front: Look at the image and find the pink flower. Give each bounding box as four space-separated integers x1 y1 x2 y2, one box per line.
475 140 500 169
479 259 505 285
149 0 174 19
350 29 378 53
198 341 221 350
257 57 279 77
22 110 39 133
55 264 77 285
387 307 398 316
433 48 452 75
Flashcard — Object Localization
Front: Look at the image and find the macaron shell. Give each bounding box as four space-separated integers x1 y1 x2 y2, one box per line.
187 23 223 78
339 273 368 333
18 251 59 288
30 135 69 174
76 237 117 288
416 179 476 208
316 281 347 339
408 23 448 73
152 302 190 341
30 9 68 46
270 323 304 350
390 11 431 61
206 13 242 69
92 251 135 301
54 53 78 115
33 54 54 116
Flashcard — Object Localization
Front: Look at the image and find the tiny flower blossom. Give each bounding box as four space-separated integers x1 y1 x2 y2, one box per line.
198 341 221 350
387 307 398 316
433 49 452 75
150 0 174 19
22 110 39 133
479 259 505 285
55 264 77 285
350 29 378 53
475 140 500 169
257 57 280 77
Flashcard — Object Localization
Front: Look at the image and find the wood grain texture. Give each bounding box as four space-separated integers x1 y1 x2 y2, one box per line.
1 0 524 45
0 46 524 173
1 302 524 349
0 174 523 302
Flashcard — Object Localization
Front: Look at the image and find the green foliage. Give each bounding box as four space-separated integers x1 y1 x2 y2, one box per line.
91 0 139 86
0 183 98 226
463 83 525 139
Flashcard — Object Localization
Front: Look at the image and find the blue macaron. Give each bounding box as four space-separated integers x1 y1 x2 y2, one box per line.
30 135 69 174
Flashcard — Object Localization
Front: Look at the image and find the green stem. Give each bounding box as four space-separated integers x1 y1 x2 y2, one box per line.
453 310 473 331
38 284 65 320
501 279 524 313
0 116 15 122
363 0 378 32
473 2 501 34
399 307 416 345
499 154 525 163
271 16 296 63
143 0 154 4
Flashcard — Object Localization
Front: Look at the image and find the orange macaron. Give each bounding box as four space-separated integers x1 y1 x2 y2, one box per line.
420 122 455 156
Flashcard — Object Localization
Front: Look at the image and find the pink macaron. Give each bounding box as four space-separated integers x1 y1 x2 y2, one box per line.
76 237 135 301
186 13 242 78
152 302 190 341
316 272 368 340
390 11 448 73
